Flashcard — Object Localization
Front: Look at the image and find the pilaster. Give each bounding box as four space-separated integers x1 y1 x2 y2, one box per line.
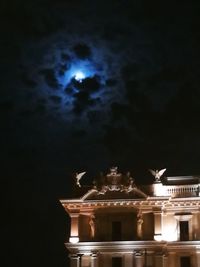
69 212 80 243
196 251 200 267
91 253 98 267
69 254 80 267
163 253 168 267
155 252 163 267
154 211 162 240
135 251 144 267
168 252 176 267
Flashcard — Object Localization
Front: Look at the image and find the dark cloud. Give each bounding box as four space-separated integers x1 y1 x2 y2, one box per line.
73 43 91 59
58 63 69 76
49 95 62 104
72 75 101 93
105 78 117 87
73 91 95 115
39 68 60 89
87 110 103 124
2 1 200 166
64 86 75 95
60 53 71 61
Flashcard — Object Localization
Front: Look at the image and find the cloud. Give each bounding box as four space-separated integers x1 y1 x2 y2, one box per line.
2 0 200 178
39 68 60 89
87 110 103 124
57 63 69 76
49 95 62 104
72 91 96 115
72 75 101 93
73 43 91 59
105 78 117 87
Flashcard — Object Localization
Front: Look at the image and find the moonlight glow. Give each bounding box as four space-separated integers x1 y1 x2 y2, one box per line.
58 60 97 88
74 71 85 82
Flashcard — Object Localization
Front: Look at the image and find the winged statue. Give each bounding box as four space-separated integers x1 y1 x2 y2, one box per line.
75 172 86 187
149 168 166 181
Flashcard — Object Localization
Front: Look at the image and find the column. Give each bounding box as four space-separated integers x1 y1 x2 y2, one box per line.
135 251 143 267
196 251 200 267
155 253 163 267
154 211 162 240
69 212 80 243
91 253 98 267
168 252 176 267
163 254 168 267
69 254 80 267
124 253 134 267
82 255 90 267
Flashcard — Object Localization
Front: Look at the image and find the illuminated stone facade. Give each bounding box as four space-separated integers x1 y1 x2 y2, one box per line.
60 167 200 267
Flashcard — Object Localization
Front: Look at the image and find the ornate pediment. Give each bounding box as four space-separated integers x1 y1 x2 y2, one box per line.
81 167 147 200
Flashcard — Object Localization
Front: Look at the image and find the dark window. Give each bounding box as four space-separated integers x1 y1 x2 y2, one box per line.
112 257 122 267
112 221 122 241
180 221 189 241
180 256 191 267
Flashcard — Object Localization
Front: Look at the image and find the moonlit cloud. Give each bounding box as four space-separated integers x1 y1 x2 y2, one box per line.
2 0 200 175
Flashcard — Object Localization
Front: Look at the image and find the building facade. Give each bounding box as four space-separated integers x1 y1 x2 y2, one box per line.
60 167 200 267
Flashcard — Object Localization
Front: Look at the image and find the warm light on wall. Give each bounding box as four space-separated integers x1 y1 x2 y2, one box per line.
69 237 79 243
162 226 177 241
83 252 91 256
153 183 167 196
154 234 162 241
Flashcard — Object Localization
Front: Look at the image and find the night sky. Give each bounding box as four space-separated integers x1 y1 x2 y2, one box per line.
1 1 200 266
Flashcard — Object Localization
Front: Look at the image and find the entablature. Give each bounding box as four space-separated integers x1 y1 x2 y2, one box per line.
61 196 200 216
162 197 200 212
65 240 200 254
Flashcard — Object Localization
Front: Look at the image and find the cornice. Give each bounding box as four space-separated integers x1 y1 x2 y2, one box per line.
65 240 200 253
61 197 200 211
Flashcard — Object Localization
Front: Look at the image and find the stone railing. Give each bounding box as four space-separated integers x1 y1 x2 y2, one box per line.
166 184 199 197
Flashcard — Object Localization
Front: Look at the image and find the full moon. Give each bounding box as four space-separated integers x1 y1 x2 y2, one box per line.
74 71 85 82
